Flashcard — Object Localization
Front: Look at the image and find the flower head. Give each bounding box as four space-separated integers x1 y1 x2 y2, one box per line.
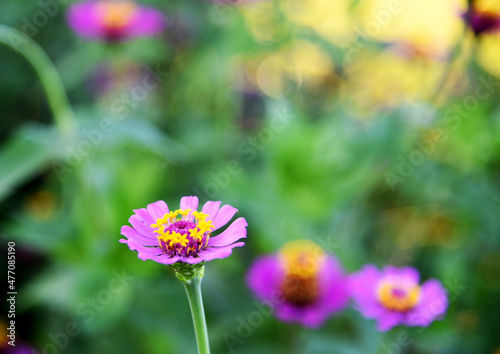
67 0 166 41
349 265 448 331
120 196 247 264
464 8 500 35
247 240 349 328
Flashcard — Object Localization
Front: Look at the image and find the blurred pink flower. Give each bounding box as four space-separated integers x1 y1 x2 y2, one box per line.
67 0 166 41
247 240 349 328
349 265 448 331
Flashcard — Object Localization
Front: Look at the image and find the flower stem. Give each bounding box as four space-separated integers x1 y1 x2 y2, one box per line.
0 23 76 140
177 265 210 354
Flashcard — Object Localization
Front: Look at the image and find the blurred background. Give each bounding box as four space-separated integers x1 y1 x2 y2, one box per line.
1 0 500 353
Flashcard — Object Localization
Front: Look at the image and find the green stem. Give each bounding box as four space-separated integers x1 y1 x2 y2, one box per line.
177 266 211 354
0 23 76 139
431 25 469 105
0 24 95 255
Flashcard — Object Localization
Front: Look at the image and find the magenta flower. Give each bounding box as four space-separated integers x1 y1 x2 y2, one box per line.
67 0 166 41
463 8 500 36
120 196 247 264
247 240 349 328
349 265 448 332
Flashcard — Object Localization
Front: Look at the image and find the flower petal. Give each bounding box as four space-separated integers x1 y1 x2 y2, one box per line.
405 279 448 327
197 242 245 261
246 255 284 301
180 196 199 221
147 200 169 221
201 201 221 221
382 265 420 284
129 214 157 239
67 1 102 38
275 302 301 324
177 256 206 265
208 217 247 247
121 240 163 260
120 225 157 246
129 7 166 37
180 196 199 211
211 204 238 230
152 255 181 265
376 311 405 332
133 208 155 226
348 264 386 319
300 306 331 328
317 256 349 313
349 264 380 306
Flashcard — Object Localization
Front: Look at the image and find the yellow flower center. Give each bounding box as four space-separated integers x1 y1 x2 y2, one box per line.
151 209 214 257
278 240 326 306
97 1 137 29
377 278 421 312
279 240 325 277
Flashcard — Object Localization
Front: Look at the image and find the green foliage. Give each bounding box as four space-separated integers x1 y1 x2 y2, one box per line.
1 1 500 353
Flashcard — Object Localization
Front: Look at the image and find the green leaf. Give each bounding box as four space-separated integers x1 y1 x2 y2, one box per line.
0 124 58 201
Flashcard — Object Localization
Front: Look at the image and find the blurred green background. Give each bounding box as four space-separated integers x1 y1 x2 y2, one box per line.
1 0 500 353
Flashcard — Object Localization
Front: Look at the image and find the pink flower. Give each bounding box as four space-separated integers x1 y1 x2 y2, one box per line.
120 196 247 264
67 0 166 41
349 265 448 331
247 240 349 328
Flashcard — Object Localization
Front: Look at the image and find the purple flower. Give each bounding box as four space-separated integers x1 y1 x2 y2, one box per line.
349 265 448 332
120 196 247 264
67 0 166 41
463 7 500 36
247 240 349 328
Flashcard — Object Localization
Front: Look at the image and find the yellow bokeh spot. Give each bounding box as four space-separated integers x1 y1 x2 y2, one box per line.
242 2 288 43
474 0 500 13
344 48 446 113
25 190 57 221
354 0 466 56
253 40 333 98
282 0 355 45
477 34 500 79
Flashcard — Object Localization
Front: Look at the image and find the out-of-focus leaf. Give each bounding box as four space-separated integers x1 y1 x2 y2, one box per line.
0 125 59 201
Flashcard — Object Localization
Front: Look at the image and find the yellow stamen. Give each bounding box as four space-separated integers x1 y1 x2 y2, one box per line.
152 208 215 250
179 209 192 218
193 211 209 219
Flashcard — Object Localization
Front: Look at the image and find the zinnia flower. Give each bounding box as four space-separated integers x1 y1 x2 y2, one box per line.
349 265 448 331
67 0 166 41
120 196 247 264
247 240 349 328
